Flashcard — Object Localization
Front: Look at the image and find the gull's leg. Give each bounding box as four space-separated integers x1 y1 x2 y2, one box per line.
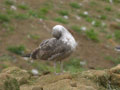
60 61 64 73
54 61 57 74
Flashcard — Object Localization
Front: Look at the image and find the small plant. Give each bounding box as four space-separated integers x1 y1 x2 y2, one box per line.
5 0 15 5
105 6 112 11
18 4 29 10
0 14 10 23
79 12 88 18
105 56 120 65
54 17 68 24
4 77 20 90
99 15 107 20
39 8 49 15
71 25 81 33
28 34 40 40
2 23 14 32
14 13 29 20
7 45 26 55
70 2 81 9
85 17 93 22
64 58 85 73
85 29 99 42
92 20 102 27
28 10 37 17
114 30 120 41
58 10 69 16
106 34 112 39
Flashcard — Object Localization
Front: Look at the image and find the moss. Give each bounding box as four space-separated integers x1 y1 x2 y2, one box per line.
4 76 20 90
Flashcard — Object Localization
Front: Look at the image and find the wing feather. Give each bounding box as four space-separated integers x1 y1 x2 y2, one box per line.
31 38 72 60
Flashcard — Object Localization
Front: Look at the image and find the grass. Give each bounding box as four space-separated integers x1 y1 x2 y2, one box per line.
99 15 107 20
2 23 14 32
54 17 68 24
70 2 81 9
71 25 81 33
64 58 86 73
5 0 15 5
92 20 102 27
85 29 99 42
18 4 29 10
79 12 88 18
14 13 29 20
28 34 40 40
7 45 26 55
105 56 120 65
105 6 112 11
58 10 69 16
0 14 10 23
114 30 120 41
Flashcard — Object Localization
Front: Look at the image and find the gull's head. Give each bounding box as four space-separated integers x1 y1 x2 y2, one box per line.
52 25 77 49
52 25 66 39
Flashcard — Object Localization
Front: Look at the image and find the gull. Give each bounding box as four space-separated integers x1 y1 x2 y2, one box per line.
30 25 77 73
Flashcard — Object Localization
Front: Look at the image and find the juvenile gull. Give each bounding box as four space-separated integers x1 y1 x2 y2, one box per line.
30 25 77 73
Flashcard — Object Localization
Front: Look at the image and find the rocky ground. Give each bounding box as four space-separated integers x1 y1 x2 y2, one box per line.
1 65 120 90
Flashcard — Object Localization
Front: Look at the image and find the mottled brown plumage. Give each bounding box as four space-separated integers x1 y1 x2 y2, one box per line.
30 25 77 73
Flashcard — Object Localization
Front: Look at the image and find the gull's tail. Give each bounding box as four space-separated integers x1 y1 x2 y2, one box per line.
23 48 40 59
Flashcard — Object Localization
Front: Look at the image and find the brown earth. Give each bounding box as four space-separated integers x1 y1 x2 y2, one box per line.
0 0 120 71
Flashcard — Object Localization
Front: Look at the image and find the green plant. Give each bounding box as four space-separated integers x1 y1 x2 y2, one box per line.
58 10 69 16
114 30 120 41
79 13 88 18
105 6 112 11
85 29 99 42
92 20 102 27
85 17 93 22
2 23 14 32
64 58 85 73
7 45 26 55
0 14 10 23
14 13 29 20
99 15 107 20
71 25 81 33
54 17 68 24
70 2 81 9
28 34 40 40
5 0 15 5
105 56 120 65
4 77 20 90
18 4 29 10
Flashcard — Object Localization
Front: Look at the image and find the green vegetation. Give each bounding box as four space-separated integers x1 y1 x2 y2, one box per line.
4 77 20 90
85 29 99 42
14 13 29 20
71 25 81 33
105 6 112 11
28 34 40 40
70 2 81 9
0 14 10 23
58 10 69 16
79 12 88 18
64 58 85 73
18 4 29 10
99 15 107 20
54 17 68 24
5 0 15 5
105 56 120 65
114 30 120 41
7 45 26 55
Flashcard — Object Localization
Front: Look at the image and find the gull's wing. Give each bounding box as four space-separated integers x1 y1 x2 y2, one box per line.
31 38 72 60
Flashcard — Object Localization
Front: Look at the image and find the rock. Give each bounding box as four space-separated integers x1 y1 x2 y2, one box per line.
1 67 30 85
